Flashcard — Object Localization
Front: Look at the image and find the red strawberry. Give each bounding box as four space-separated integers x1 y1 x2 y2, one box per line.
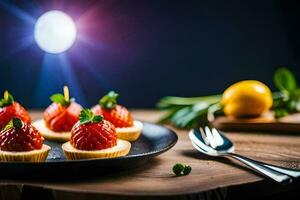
0 118 44 152
44 102 82 132
70 109 117 150
0 91 31 129
91 91 133 128
43 86 82 132
92 105 133 128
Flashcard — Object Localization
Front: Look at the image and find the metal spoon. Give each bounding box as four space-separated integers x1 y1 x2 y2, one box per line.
189 126 300 184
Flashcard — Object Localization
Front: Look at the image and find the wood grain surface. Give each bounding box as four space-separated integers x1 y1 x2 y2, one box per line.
213 112 300 133
0 110 300 196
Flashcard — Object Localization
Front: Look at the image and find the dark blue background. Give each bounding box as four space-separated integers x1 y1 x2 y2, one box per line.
0 0 299 108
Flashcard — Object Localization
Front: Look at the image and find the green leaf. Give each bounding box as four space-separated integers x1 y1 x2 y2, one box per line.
79 109 103 124
272 68 300 117
156 94 222 128
50 93 70 107
156 107 185 124
286 100 300 112
171 107 193 124
172 163 192 176
0 91 14 108
4 118 23 130
157 95 221 109
274 68 297 93
170 102 211 128
291 89 300 112
172 163 184 176
274 108 289 118
12 118 23 129
183 165 192 175
93 115 103 123
99 91 119 109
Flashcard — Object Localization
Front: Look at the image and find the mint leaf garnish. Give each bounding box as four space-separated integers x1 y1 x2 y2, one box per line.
79 109 103 124
172 163 184 176
50 93 70 107
93 115 103 122
172 163 192 176
99 91 119 109
4 118 23 130
182 165 192 175
12 118 23 129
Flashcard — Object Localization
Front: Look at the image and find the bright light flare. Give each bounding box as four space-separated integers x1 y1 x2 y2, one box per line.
34 10 77 54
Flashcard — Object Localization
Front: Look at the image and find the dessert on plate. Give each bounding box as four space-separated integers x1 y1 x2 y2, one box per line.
91 91 142 141
62 109 131 160
0 90 31 129
0 118 50 162
32 86 82 142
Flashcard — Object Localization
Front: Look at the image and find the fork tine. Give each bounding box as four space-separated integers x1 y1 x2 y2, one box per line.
204 126 217 148
189 130 216 153
199 127 210 145
211 128 224 146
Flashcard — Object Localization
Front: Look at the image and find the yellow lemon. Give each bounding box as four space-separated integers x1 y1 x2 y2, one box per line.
221 80 273 117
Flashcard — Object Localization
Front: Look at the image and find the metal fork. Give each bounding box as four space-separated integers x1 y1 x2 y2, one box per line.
189 126 300 184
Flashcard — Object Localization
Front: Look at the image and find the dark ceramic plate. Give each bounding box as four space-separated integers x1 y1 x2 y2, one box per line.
0 122 177 179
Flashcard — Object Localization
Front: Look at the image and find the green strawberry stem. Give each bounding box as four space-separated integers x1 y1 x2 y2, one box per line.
0 90 14 108
99 91 119 109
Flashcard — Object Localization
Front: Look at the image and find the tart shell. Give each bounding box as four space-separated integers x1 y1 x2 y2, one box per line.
62 139 131 160
116 121 143 142
0 144 50 162
32 119 71 142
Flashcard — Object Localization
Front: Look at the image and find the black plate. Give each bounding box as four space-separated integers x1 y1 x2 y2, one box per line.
0 122 177 180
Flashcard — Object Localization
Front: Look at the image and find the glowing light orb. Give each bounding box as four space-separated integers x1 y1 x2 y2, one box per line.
34 10 76 54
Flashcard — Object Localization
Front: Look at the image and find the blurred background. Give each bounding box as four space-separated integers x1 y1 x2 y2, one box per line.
0 0 299 108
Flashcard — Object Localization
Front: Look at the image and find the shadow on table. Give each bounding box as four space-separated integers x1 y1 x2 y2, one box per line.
181 149 273 178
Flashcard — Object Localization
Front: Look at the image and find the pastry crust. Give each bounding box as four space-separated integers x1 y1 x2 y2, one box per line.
116 121 143 142
32 119 70 142
0 144 50 162
62 139 131 160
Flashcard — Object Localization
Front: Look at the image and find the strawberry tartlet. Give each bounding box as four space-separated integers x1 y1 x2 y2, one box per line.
62 109 131 160
33 86 82 142
91 91 142 141
0 118 50 162
0 91 31 129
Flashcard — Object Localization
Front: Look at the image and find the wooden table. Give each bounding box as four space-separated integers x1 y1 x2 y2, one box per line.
0 110 300 200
